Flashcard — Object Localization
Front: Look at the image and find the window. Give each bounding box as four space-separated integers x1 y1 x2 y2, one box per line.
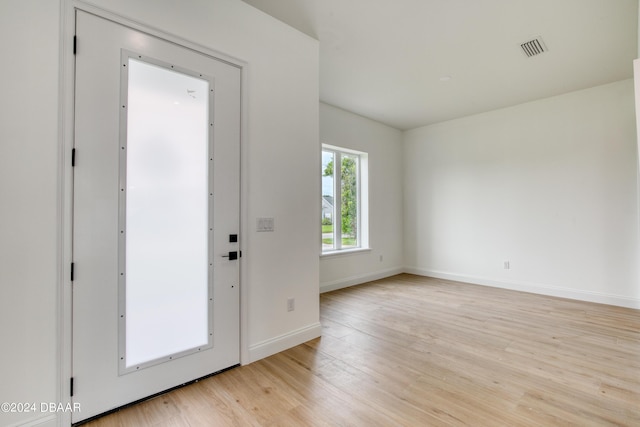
322 145 368 253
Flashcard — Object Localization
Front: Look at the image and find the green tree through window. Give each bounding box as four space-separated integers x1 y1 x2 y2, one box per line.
323 156 357 240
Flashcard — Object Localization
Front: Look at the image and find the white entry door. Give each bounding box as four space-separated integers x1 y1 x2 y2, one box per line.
72 10 241 423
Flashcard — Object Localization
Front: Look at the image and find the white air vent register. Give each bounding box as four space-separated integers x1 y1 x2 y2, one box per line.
520 37 547 57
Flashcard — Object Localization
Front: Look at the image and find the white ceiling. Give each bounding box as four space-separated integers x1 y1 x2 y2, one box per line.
242 0 638 130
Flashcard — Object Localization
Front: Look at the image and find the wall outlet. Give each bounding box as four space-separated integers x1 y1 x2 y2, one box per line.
504 260 510 270
379 254 383 262
287 297 295 312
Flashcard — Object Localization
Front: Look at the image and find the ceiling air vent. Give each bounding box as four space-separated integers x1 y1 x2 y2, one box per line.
520 37 547 57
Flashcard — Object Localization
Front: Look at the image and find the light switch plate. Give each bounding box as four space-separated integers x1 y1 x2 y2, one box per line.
257 217 275 232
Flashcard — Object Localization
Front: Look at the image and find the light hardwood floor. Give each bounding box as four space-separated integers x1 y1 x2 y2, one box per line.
83 274 640 426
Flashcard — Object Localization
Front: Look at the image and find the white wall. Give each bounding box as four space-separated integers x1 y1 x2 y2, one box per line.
0 1 60 427
404 79 640 308
0 0 319 425
320 103 404 292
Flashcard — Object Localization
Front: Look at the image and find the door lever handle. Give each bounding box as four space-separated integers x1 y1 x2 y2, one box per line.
222 251 238 260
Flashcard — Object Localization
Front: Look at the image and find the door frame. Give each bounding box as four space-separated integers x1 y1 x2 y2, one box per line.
59 2 249 425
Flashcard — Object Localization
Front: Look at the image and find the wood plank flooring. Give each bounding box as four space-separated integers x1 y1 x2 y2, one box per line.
82 274 640 426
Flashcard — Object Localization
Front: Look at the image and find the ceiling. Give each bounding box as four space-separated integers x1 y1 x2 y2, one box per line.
242 0 638 130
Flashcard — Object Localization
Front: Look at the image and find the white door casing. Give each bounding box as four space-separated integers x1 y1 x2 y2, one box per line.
72 10 241 422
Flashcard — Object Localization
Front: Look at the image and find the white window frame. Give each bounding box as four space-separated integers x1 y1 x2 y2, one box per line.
321 144 369 255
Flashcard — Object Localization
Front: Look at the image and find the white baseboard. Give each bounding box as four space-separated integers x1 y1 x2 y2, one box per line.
247 322 322 364
405 267 640 309
320 267 404 293
7 414 57 427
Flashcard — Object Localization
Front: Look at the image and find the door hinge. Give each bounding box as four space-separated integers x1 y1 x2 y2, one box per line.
70 262 75 282
73 35 77 55
72 148 76 167
70 377 74 397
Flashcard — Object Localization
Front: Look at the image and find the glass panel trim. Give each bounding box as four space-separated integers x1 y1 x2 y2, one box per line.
118 52 215 374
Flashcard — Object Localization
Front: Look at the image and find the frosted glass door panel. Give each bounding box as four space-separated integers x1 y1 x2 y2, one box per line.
123 58 211 369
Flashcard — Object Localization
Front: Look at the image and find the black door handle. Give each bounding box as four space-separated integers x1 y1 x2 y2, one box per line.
222 251 238 260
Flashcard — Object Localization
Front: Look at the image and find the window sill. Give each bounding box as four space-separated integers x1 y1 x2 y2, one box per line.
320 247 371 258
